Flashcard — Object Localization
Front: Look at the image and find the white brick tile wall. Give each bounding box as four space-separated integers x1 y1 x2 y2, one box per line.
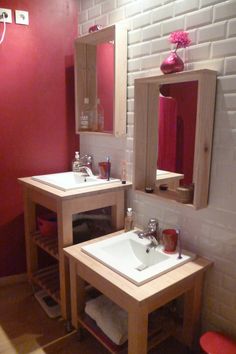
128 42 151 59
218 76 236 92
186 58 224 73
88 5 100 20
152 36 171 53
214 0 236 22
78 10 88 23
132 12 151 30
117 0 133 7
224 93 236 110
128 58 141 72
225 56 236 74
186 6 213 29
199 22 226 43
81 0 93 11
125 1 142 18
142 0 163 11
187 43 211 61
127 111 134 123
200 0 224 7
152 3 174 23
101 0 116 14
78 0 236 338
228 18 236 37
143 23 161 41
109 8 125 23
212 37 236 57
188 28 198 45
128 29 142 44
141 54 161 70
174 0 199 16
162 16 185 35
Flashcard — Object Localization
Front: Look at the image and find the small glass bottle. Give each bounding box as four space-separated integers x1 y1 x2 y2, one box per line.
80 97 91 131
97 98 104 132
124 208 134 232
72 151 81 172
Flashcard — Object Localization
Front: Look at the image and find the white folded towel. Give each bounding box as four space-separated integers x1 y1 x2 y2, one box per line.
85 295 128 345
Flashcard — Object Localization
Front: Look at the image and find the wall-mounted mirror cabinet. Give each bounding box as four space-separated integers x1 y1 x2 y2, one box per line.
74 24 127 136
134 69 217 209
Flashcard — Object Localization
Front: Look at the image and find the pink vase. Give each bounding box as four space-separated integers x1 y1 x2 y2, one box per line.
160 50 184 74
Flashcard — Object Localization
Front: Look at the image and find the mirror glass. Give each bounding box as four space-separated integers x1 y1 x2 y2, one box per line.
96 42 114 132
157 81 198 187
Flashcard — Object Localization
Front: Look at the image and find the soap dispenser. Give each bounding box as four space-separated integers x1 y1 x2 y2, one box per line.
72 151 81 172
124 208 134 232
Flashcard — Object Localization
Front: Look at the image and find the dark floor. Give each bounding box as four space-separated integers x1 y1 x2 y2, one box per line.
0 281 201 354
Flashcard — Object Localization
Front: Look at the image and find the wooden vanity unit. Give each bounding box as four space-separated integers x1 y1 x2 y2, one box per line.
64 231 212 354
18 177 132 323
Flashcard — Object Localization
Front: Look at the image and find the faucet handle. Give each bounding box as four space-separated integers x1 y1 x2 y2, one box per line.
137 231 145 239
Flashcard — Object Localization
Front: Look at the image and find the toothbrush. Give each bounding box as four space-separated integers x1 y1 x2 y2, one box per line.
106 157 111 181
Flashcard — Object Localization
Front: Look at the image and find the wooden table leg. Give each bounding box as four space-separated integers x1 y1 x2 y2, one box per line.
128 307 148 354
69 258 86 329
111 190 125 230
182 273 204 347
23 188 38 279
57 201 74 321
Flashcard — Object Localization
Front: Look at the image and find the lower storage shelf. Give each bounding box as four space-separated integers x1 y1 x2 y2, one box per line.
79 314 127 354
32 231 59 259
31 264 60 304
78 312 178 354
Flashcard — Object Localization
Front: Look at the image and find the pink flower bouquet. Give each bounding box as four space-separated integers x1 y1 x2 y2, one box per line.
169 31 191 50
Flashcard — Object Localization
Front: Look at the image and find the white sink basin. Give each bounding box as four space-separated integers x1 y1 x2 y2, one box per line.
32 171 120 191
82 231 196 286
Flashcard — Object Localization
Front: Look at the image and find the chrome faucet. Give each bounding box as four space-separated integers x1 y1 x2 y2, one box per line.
137 218 159 252
80 154 93 167
77 154 94 176
77 165 94 177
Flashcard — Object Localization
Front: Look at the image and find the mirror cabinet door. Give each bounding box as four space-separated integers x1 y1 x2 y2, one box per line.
134 69 217 209
74 24 127 137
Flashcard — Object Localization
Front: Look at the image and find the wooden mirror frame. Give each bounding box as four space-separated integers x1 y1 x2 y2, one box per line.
134 69 217 209
74 24 127 137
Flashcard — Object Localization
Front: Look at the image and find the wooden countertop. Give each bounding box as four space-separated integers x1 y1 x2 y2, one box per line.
18 176 132 200
64 231 212 309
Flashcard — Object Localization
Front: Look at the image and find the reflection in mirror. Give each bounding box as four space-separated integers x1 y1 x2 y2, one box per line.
81 42 114 133
157 81 198 186
96 43 114 132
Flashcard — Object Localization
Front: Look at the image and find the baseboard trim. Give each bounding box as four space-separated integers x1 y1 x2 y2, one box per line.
0 273 27 287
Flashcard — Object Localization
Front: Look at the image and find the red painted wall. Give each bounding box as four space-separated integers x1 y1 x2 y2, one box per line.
0 0 79 277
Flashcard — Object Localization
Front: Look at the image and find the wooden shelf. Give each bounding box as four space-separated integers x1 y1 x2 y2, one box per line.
79 314 127 353
78 312 177 353
31 265 60 304
32 232 58 260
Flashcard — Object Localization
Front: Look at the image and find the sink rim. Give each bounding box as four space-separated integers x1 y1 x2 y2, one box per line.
81 231 196 286
32 171 120 191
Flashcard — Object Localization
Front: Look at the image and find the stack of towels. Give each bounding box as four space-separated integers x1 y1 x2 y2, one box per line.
85 294 128 345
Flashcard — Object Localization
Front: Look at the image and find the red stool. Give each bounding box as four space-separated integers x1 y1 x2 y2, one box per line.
200 331 236 354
